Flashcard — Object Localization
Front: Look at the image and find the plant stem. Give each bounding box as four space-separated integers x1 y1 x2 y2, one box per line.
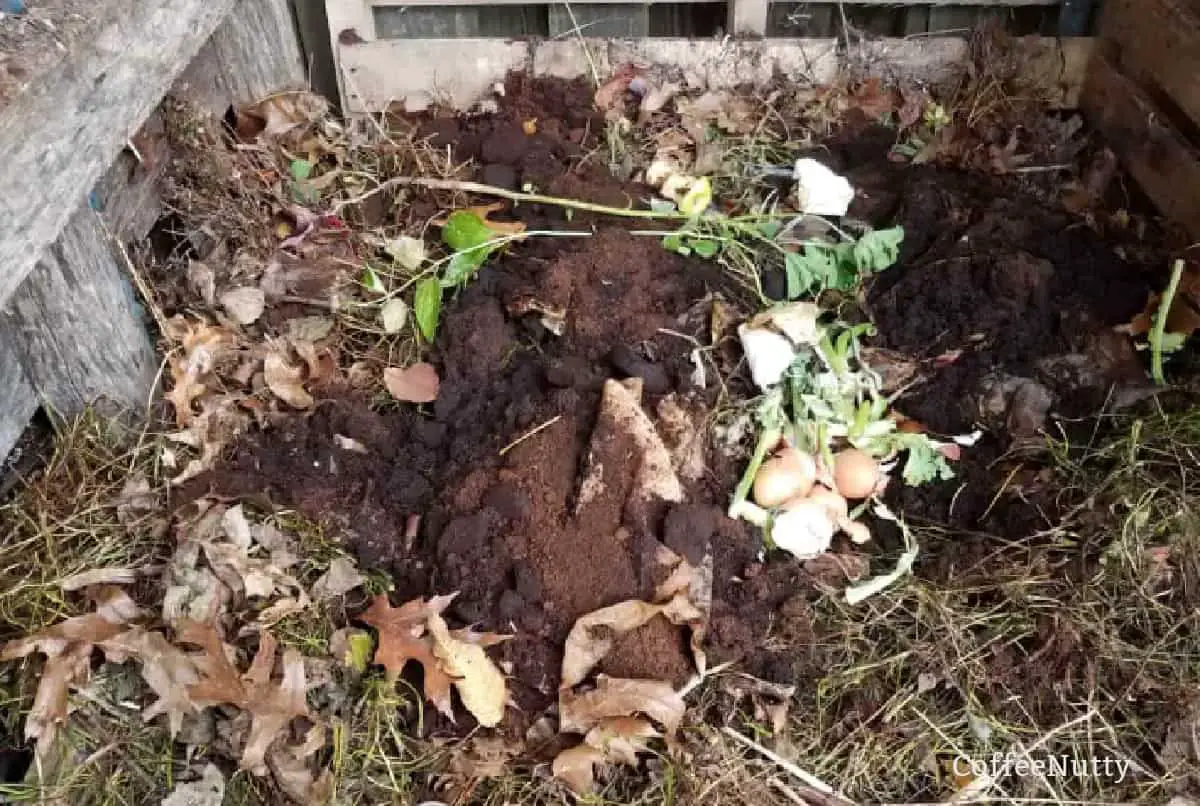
1151 258 1185 386
336 176 691 220
728 425 781 521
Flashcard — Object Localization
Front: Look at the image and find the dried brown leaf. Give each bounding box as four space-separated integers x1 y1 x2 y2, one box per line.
219 287 266 325
311 557 364 599
99 627 201 736
428 613 508 727
559 676 685 736
561 600 673 690
552 717 658 794
552 744 606 795
264 351 315 410
60 567 137 592
176 624 309 774
358 594 456 720
166 322 234 427
384 363 440 403
236 92 328 142
1 588 141 757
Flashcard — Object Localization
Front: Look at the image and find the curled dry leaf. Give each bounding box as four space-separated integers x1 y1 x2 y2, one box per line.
264 350 315 410
428 613 508 728
311 557 364 599
166 321 234 427
235 91 328 141
219 286 267 325
99 627 201 736
552 744 606 795
384 362 440 403
551 715 661 793
187 261 217 306
176 624 309 775
560 676 685 736
287 315 334 343
560 593 701 690
60 567 137 592
0 587 141 758
358 594 457 721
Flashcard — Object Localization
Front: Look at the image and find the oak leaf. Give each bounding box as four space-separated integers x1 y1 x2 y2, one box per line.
358 594 456 721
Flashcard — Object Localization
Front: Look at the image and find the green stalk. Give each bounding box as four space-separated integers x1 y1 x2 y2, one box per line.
1151 259 1185 386
728 425 781 522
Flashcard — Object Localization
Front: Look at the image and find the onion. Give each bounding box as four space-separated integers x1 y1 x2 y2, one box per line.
753 451 817 508
771 500 835 559
840 518 872 545
833 449 880 500
804 484 848 521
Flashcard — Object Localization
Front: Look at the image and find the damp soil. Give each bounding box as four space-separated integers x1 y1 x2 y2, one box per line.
188 76 1172 740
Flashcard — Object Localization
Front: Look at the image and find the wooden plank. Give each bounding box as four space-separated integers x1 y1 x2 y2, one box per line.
293 0 343 111
174 0 307 116
549 5 649 38
728 0 770 35
0 0 238 313
1097 0 1200 132
1080 53 1200 241
0 339 38 465
0 209 158 420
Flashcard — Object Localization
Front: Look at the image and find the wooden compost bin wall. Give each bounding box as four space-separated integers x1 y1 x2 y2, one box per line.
320 0 1096 45
0 0 306 462
1081 0 1200 241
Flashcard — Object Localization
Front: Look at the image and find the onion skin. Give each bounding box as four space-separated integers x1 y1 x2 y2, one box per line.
833 449 880 500
753 451 817 508
804 485 849 521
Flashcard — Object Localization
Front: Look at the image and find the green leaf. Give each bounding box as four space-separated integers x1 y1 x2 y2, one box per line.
852 227 904 274
442 251 482 288
442 210 496 254
360 266 386 296
662 232 689 255
290 158 314 181
759 220 782 240
783 252 808 299
691 239 720 259
414 277 442 343
1160 332 1188 353
891 433 954 485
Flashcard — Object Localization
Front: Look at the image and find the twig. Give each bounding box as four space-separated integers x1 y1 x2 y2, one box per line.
334 176 689 220
498 416 563 456
1010 164 1072 174
1150 258 1185 385
721 726 856 805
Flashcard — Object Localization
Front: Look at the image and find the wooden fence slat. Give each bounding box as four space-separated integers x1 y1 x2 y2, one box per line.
0 341 38 464
1096 0 1200 133
1080 53 1200 241
0 0 239 314
1 209 158 420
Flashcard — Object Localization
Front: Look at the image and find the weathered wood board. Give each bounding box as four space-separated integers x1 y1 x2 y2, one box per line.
0 0 239 312
0 0 307 462
1080 53 1200 241
332 35 1089 115
1093 0 1200 132
0 210 159 420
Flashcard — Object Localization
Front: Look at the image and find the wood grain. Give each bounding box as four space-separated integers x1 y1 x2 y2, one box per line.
0 208 158 419
1081 53 1200 241
0 339 38 464
1096 0 1200 132
0 0 237 311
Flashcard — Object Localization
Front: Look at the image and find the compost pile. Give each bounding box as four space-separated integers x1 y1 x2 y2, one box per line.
3 45 1197 806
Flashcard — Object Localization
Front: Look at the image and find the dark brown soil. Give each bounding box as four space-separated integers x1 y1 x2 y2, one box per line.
186 77 1176 741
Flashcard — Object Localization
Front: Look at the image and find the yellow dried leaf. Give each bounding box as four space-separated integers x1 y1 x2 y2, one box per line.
428 613 507 728
559 676 684 736
264 351 314 410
